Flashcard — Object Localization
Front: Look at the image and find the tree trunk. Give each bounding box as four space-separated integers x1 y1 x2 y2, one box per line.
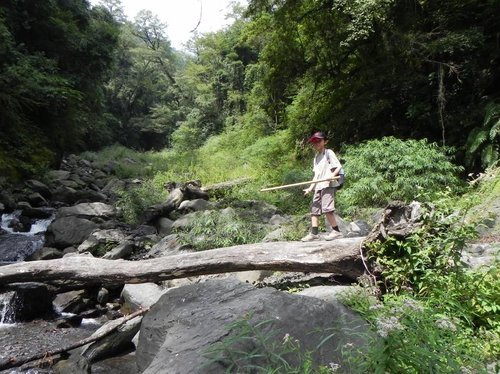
0 238 366 287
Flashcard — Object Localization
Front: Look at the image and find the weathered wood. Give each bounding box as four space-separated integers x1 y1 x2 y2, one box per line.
142 183 209 224
364 201 422 244
141 187 185 223
0 307 149 371
0 238 366 286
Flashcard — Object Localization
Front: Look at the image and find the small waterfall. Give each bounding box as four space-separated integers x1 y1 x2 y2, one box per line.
0 291 18 325
1 210 54 235
0 210 55 263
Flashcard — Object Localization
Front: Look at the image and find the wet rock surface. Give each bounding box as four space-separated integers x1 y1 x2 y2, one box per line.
0 319 100 372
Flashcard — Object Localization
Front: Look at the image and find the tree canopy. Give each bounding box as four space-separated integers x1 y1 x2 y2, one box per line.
1 0 499 179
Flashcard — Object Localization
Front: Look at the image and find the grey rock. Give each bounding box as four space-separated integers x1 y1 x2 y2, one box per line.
26 247 63 261
298 285 378 306
81 315 142 364
28 192 48 207
102 240 134 260
178 199 212 212
121 283 168 314
77 229 126 255
97 288 109 305
262 227 287 242
25 179 52 199
45 216 98 249
136 279 373 374
155 217 173 236
3 282 54 321
268 214 288 226
171 212 197 230
53 290 88 314
144 234 189 258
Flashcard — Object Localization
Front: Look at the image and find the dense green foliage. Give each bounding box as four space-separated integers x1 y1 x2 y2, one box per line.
337 137 465 215
2 0 499 180
0 0 120 178
342 295 490 373
2 0 499 370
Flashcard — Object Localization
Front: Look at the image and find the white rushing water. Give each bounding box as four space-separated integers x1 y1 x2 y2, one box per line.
0 211 56 324
1 210 54 235
0 291 17 325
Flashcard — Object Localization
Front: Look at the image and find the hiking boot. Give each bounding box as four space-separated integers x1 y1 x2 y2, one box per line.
324 231 343 241
300 233 321 242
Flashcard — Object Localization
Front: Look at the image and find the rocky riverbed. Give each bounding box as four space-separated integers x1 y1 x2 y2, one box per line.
0 154 498 373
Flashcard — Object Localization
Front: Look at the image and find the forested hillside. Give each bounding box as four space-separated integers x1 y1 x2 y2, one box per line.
0 2 499 371
1 0 499 181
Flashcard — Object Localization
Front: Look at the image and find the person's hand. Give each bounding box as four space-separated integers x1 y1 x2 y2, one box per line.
303 187 312 195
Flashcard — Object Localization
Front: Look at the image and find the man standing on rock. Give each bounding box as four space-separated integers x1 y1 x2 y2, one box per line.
301 131 343 242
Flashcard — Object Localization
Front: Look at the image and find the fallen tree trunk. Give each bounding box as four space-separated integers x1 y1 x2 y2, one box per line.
141 182 210 224
0 237 366 286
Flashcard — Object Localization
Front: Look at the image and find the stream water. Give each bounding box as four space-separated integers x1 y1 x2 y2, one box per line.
0 212 103 373
0 211 53 264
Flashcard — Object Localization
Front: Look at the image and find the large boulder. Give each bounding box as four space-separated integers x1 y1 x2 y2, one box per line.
25 179 52 199
0 233 45 262
136 279 373 373
45 216 98 249
77 229 126 256
81 315 143 364
58 202 116 220
3 282 54 321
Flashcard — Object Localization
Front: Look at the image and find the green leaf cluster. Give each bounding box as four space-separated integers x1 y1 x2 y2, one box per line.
343 295 490 373
466 102 500 169
367 194 477 295
337 137 464 215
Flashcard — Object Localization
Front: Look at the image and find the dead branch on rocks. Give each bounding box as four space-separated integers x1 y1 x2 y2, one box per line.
0 307 149 371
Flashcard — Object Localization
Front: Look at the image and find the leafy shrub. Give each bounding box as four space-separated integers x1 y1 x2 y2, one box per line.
337 137 465 215
343 295 489 373
117 180 167 224
424 264 500 332
366 194 478 295
362 187 499 364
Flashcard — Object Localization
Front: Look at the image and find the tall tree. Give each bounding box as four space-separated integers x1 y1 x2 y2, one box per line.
0 0 120 178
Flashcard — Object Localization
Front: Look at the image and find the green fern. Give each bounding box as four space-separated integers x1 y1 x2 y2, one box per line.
466 128 488 154
466 101 500 169
481 144 499 169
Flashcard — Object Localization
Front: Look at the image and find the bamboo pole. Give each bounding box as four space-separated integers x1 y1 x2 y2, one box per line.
260 176 339 192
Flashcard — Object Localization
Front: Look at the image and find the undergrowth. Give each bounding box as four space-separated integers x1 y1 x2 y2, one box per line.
173 209 268 251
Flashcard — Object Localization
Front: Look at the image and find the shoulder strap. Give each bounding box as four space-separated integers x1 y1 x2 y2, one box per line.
326 149 344 175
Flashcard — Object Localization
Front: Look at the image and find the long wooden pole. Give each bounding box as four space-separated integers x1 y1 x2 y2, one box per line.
260 176 339 192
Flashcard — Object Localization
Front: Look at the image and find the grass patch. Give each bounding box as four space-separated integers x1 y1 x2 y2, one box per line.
173 208 268 251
